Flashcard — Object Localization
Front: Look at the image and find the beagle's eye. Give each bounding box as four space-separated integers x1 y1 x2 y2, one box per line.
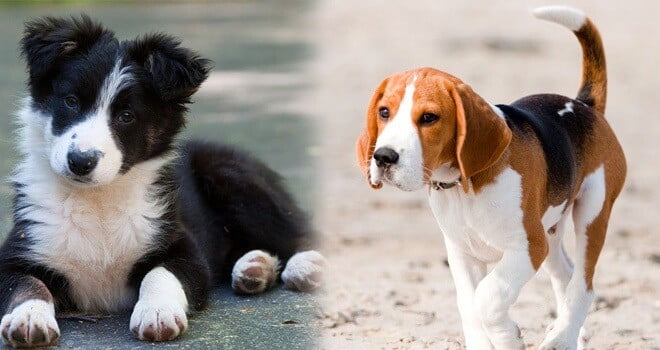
419 113 440 126
118 111 135 124
64 95 79 109
378 107 390 120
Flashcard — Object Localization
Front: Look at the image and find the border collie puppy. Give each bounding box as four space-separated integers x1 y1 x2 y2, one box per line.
0 15 324 348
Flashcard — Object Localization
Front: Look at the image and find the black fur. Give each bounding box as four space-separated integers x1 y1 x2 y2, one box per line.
0 15 314 322
497 94 596 202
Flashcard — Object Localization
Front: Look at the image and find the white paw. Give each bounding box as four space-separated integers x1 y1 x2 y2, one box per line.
577 327 591 350
231 250 279 294
539 332 578 350
130 300 188 342
281 250 326 292
1 300 59 348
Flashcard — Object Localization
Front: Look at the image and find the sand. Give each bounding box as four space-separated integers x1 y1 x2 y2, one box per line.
304 0 660 348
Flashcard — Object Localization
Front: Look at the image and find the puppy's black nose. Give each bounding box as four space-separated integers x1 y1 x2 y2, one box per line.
67 149 100 176
373 147 399 167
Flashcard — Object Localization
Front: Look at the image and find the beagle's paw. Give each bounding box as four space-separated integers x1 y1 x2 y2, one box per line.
130 300 188 342
1 300 60 348
281 250 326 292
538 332 577 350
231 250 280 295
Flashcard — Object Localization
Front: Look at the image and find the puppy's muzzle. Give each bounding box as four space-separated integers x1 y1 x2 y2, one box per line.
373 147 399 168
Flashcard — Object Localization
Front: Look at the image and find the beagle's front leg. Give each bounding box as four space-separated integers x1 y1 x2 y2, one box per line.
473 249 537 350
445 240 493 350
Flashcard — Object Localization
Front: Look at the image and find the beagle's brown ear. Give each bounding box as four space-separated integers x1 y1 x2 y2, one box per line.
356 78 389 189
446 81 512 193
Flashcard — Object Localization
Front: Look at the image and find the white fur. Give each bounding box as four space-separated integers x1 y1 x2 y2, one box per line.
558 102 574 117
13 100 170 312
48 61 131 186
489 104 506 120
0 299 59 347
533 6 587 32
542 200 568 232
430 168 536 349
541 165 605 350
281 250 326 292
370 76 424 191
130 267 188 341
430 162 461 183
231 250 280 294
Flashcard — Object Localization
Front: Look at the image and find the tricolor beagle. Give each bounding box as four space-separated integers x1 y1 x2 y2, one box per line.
356 6 625 350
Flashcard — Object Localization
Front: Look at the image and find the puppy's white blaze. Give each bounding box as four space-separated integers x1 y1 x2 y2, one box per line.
372 76 424 191
533 6 587 32
557 102 574 117
98 60 133 113
138 267 189 313
49 60 131 185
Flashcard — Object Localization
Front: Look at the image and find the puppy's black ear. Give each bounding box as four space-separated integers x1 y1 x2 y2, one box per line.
21 15 114 79
127 33 212 103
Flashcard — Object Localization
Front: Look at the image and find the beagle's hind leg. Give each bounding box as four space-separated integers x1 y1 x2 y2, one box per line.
540 167 611 350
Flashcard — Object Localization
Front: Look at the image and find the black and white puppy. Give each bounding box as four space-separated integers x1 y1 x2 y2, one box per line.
0 15 324 348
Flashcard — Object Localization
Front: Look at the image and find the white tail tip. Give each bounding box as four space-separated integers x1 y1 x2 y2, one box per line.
533 6 587 32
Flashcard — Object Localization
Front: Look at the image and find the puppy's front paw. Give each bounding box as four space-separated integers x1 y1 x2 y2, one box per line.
1 300 59 348
130 300 187 342
232 250 279 295
281 250 326 292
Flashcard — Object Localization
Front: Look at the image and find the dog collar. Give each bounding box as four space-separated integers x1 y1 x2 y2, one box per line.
430 178 461 191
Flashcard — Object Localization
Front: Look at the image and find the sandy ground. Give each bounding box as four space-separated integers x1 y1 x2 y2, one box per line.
305 0 660 349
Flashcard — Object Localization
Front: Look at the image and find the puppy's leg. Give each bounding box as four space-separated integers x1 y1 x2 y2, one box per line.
130 235 210 343
231 250 280 294
474 248 537 350
444 240 492 350
540 186 612 350
130 267 189 342
281 250 326 292
0 275 59 348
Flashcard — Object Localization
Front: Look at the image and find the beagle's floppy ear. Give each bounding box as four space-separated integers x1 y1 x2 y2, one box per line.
446 81 511 193
356 78 389 189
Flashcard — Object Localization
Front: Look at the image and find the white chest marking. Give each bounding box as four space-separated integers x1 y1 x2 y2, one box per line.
14 157 168 312
428 168 528 263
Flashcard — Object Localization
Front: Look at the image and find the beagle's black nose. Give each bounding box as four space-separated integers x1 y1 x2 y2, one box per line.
67 149 100 176
373 147 399 167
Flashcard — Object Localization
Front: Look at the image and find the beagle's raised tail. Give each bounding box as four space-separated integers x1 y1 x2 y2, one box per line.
534 6 607 114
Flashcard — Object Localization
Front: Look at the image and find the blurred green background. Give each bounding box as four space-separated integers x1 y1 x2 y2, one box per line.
0 1 319 349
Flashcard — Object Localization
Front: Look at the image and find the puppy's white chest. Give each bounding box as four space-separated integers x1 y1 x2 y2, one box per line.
18 169 165 312
428 168 528 262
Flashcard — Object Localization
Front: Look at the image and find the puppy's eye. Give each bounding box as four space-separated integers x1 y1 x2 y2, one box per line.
64 95 79 109
118 111 135 124
419 113 440 126
378 107 390 120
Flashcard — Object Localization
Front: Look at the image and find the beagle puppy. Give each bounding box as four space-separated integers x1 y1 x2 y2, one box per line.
356 6 625 350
